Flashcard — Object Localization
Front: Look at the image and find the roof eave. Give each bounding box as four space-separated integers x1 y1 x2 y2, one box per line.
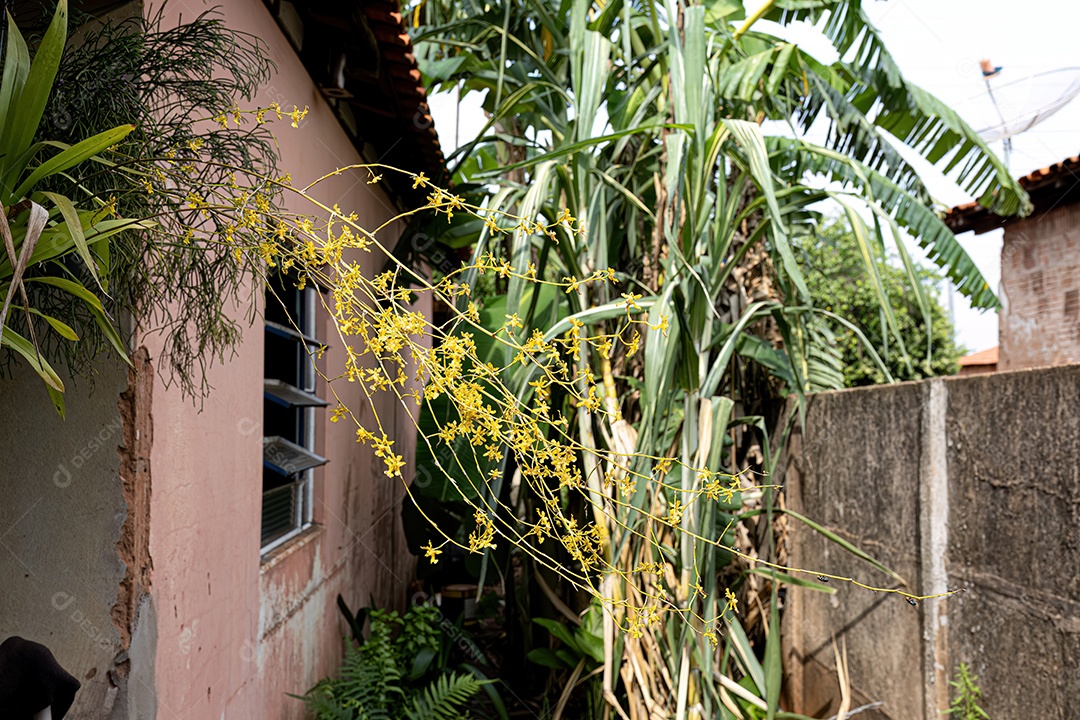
945 154 1080 235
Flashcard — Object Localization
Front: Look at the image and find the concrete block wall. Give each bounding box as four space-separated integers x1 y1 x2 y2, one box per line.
0 361 136 718
1000 203 1080 371
782 365 1080 718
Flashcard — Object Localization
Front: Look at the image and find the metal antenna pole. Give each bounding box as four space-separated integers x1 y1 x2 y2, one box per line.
947 278 956 333
983 63 1011 170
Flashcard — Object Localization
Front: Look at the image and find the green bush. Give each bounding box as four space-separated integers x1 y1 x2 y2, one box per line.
298 603 489 720
801 219 966 386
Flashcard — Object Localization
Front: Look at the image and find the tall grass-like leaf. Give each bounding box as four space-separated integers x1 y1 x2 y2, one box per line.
725 617 765 696
748 568 836 594
41 192 99 287
642 288 678 409
28 308 78 341
783 508 907 585
15 218 153 271
869 203 933 365
574 32 611 142
681 5 706 137
46 383 65 418
477 124 688 178
1 326 63 391
765 582 781 719
723 119 810 301
701 301 780 397
813 308 896 384
836 197 912 373
14 125 135 199
1 0 68 195
25 276 130 363
0 12 30 148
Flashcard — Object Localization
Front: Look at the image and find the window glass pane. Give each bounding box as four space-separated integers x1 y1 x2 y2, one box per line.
263 436 328 476
265 274 301 328
261 272 323 552
264 332 302 385
263 394 300 445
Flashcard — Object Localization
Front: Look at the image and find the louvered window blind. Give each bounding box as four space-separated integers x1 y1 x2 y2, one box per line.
261 277 328 552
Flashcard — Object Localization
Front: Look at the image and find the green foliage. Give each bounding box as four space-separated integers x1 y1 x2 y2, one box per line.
404 673 486 720
29 6 277 397
0 0 145 415
947 663 989 720
299 603 486 720
403 0 1025 716
527 602 605 671
1 4 278 406
801 220 965 386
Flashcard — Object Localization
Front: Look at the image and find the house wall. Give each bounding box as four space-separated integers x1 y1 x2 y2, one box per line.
143 1 425 718
782 365 1080 719
956 362 995 376
1 1 428 717
999 202 1080 370
0 361 132 718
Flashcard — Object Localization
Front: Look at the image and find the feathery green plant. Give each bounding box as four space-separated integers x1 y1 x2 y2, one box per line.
298 603 489 720
33 6 277 397
946 663 989 720
2 3 280 406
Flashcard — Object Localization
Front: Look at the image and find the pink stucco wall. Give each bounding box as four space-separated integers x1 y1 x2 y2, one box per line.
145 1 423 716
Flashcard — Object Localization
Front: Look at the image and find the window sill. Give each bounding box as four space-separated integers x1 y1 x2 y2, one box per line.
260 523 324 573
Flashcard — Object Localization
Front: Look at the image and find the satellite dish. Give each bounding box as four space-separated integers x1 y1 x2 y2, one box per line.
953 65 1080 168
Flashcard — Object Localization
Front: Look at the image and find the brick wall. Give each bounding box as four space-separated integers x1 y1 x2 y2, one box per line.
999 202 1080 370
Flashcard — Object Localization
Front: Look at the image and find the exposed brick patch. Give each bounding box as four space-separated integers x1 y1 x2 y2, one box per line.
1031 270 1044 294
1023 243 1037 269
112 347 154 650
1065 289 1079 320
1000 203 1080 370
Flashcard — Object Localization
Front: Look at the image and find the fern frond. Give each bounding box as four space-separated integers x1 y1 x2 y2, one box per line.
404 672 484 720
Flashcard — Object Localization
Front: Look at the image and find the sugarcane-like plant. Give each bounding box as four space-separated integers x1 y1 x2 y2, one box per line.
392 0 1029 716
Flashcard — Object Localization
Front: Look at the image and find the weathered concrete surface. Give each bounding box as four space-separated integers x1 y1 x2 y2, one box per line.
782 365 1080 719
945 366 1080 718
0 359 131 717
782 381 925 719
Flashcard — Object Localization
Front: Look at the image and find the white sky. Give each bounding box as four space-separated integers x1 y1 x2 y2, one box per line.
429 1 1080 353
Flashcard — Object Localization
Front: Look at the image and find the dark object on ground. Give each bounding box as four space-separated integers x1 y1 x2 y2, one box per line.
0 636 80 719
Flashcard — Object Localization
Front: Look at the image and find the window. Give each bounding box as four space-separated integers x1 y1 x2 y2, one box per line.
261 275 329 552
